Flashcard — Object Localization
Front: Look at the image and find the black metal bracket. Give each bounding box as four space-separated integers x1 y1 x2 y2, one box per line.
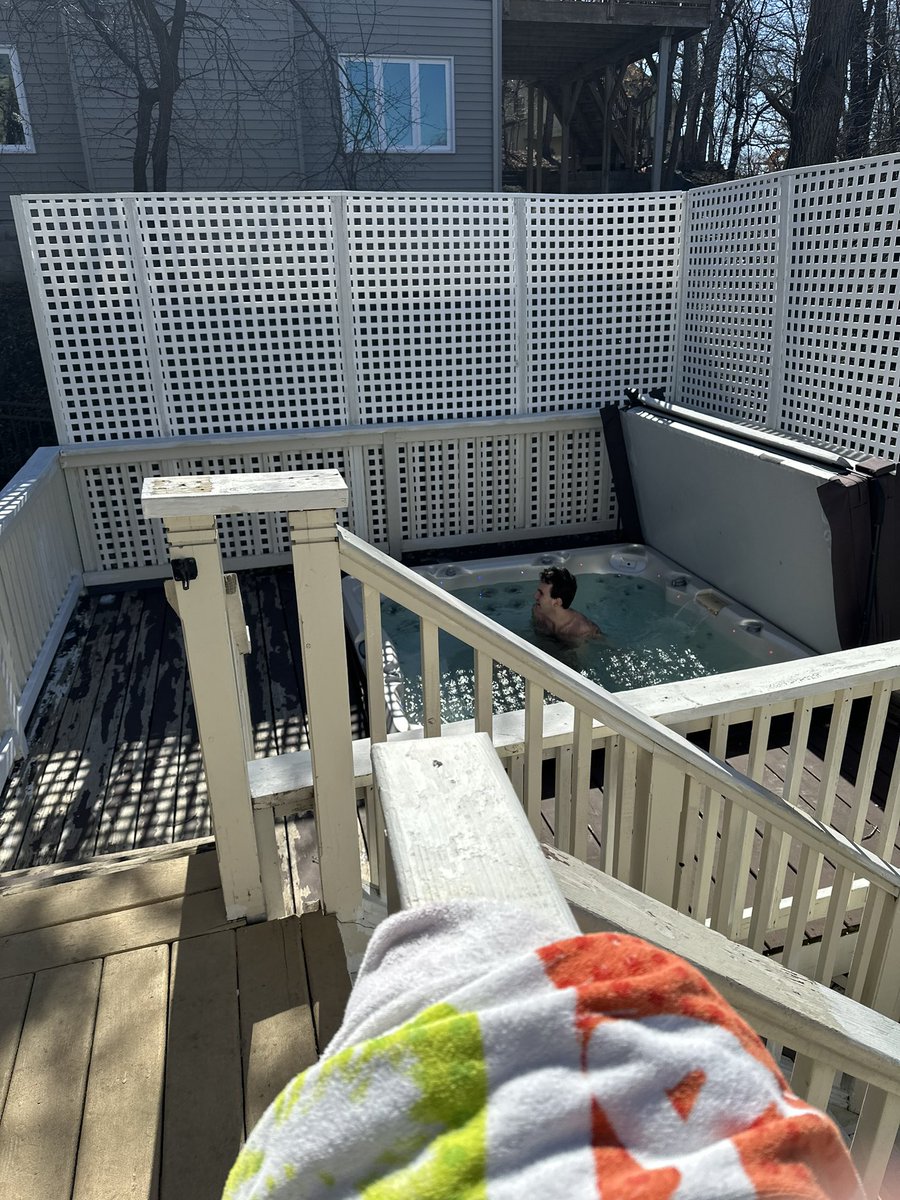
172 557 198 591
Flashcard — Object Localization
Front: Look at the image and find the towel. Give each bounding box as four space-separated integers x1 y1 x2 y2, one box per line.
224 900 862 1199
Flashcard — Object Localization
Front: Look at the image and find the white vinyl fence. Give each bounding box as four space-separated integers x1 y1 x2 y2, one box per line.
678 154 900 460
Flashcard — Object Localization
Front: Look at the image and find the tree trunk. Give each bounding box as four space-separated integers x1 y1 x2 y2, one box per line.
787 0 854 168
845 0 888 159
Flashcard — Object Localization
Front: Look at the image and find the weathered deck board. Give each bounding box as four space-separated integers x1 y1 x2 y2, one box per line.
20 594 125 868
0 958 101 1200
0 596 98 871
0 854 351 1200
94 587 169 856
161 930 244 1200
71 944 169 1200
134 595 191 851
235 919 318 1131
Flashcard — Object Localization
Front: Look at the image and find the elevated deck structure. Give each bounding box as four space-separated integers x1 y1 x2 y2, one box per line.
3 161 900 1193
502 0 715 188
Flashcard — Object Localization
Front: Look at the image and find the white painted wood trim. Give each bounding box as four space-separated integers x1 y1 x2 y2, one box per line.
372 733 578 934
60 411 607 470
141 471 349 517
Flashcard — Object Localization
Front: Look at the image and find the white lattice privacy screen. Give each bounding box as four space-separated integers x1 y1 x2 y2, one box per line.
14 192 682 442
679 154 900 460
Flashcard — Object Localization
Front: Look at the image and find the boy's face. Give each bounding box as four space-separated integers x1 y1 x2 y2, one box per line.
533 580 560 612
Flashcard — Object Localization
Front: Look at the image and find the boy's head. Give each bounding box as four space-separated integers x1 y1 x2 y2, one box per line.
537 567 577 610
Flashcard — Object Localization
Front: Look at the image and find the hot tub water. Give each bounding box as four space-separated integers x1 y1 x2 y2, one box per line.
344 544 811 730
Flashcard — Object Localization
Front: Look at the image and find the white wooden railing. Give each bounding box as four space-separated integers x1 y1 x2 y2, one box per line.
137 468 900 1187
140 471 900 1011
373 734 900 1198
0 448 83 792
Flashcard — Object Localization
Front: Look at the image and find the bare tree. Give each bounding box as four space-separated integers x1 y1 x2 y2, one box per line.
5 0 280 190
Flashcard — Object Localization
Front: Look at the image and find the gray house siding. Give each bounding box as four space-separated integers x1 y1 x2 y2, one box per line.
0 1 497 277
297 0 495 191
0 12 90 277
71 2 302 194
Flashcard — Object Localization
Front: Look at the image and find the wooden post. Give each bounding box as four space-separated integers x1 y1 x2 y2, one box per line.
526 84 535 193
155 515 265 922
652 34 672 192
289 505 362 920
142 469 361 922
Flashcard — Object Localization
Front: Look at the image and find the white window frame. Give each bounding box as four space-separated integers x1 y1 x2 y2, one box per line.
339 56 455 154
0 46 35 153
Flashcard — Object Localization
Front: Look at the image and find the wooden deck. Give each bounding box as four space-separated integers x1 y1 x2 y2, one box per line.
0 845 351 1200
0 566 898 906
0 569 367 886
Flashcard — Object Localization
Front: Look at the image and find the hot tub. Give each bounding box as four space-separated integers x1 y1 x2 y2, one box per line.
342 543 813 731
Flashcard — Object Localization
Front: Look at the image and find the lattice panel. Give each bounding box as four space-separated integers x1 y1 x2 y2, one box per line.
397 436 519 542
134 195 348 434
17 197 162 442
780 157 900 457
526 196 682 411
345 196 518 422
77 463 169 572
529 430 614 528
361 445 389 547
680 176 782 423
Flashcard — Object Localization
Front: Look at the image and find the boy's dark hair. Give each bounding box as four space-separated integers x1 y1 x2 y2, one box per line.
539 567 577 609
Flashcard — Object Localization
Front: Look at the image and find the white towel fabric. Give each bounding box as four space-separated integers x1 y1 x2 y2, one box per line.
224 900 862 1200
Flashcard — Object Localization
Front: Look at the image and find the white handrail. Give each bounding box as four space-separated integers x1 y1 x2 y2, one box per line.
338 527 900 894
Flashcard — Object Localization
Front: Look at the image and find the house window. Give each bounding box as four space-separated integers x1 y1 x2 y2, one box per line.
0 47 34 152
340 57 454 153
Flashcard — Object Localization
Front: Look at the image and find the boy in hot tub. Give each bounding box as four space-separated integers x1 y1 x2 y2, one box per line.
532 567 603 644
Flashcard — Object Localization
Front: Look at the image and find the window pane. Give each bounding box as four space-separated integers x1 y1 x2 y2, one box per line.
418 64 448 148
0 55 25 147
344 59 377 149
383 62 412 149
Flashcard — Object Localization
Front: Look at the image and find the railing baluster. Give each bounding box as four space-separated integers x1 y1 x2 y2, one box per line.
674 774 701 916
848 680 892 842
748 818 785 954
599 734 619 874
852 1088 900 1199
419 618 441 737
711 706 769 936
523 680 543 836
692 714 728 923
554 744 573 853
362 583 387 746
474 650 493 735
814 866 852 985
765 695 814 926
361 583 386 890
783 689 852 968
571 709 593 860
612 737 638 885
789 1056 836 1114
